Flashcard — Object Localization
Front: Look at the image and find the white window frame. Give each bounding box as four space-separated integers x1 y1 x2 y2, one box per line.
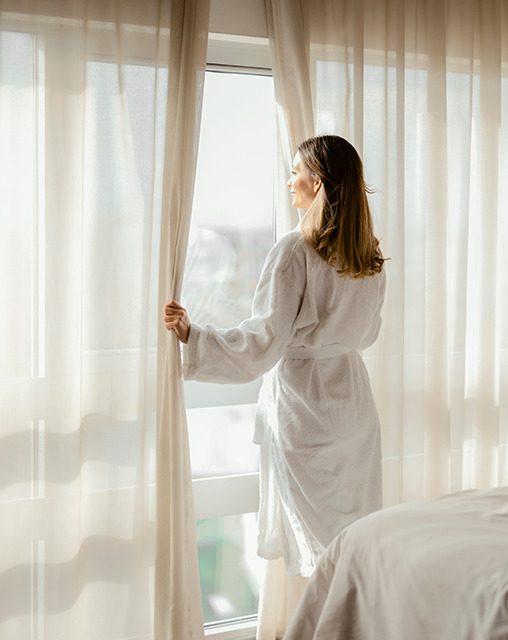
187 33 273 640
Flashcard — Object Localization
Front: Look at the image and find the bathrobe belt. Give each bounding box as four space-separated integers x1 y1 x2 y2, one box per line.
284 344 355 360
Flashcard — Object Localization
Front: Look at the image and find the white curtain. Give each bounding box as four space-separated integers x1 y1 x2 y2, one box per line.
0 1 209 638
259 0 508 637
155 0 210 639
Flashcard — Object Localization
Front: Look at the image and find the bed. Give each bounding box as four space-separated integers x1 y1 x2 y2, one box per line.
284 487 508 640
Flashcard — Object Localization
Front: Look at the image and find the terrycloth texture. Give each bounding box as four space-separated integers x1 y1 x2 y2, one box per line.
284 487 508 640
183 230 386 576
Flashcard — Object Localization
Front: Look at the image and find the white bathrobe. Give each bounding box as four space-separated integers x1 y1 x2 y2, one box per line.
183 229 386 576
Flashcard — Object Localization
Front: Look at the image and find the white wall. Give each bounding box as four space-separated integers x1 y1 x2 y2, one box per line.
209 0 267 37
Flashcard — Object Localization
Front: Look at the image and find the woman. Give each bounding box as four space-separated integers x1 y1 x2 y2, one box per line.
165 135 386 577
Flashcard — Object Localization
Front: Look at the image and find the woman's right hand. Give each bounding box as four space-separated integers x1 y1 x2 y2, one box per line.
164 299 191 344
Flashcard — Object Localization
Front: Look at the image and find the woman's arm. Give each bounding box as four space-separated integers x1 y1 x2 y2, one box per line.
165 232 305 384
164 300 190 343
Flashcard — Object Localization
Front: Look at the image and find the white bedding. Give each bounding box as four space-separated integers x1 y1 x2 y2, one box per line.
284 487 508 640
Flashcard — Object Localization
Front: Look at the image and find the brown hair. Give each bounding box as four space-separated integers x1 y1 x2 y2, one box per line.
298 135 384 277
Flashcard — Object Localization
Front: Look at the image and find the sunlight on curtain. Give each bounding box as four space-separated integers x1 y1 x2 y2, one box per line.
155 0 210 637
261 0 508 637
0 1 208 638
268 0 508 512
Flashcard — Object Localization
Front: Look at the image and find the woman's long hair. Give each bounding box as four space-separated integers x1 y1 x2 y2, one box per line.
298 135 385 277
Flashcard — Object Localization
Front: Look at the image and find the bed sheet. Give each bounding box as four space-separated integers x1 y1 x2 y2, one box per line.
284 487 508 640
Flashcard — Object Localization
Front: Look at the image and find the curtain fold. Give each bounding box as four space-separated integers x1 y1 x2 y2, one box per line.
257 6 317 634
261 0 508 637
264 0 314 145
154 1 210 639
265 0 314 237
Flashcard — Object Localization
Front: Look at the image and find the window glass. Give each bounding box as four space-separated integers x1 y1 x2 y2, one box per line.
197 513 263 624
185 70 276 627
189 404 259 478
84 61 166 352
183 71 275 328
185 70 275 479
0 31 39 380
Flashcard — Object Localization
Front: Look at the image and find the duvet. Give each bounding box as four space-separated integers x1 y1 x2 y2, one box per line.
284 487 508 640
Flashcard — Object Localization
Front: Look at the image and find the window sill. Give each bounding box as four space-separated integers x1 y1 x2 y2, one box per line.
205 616 257 640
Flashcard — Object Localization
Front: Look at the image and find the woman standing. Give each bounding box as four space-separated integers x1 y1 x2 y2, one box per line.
165 135 386 578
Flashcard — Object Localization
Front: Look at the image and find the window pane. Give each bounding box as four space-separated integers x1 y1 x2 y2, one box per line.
184 71 275 473
84 61 166 352
183 71 275 327
185 70 276 628
198 513 262 625
188 404 259 478
0 31 40 379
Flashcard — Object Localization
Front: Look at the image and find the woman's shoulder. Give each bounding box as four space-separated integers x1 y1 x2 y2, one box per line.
273 229 305 251
267 229 307 273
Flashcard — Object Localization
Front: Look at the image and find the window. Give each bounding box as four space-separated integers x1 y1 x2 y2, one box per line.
0 30 44 383
184 65 276 633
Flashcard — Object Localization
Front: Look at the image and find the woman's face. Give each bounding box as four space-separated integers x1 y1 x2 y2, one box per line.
287 151 320 209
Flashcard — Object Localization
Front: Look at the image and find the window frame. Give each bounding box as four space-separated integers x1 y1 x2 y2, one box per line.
188 34 274 638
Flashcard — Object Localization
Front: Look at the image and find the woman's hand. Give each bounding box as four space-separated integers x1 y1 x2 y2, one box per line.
164 299 191 344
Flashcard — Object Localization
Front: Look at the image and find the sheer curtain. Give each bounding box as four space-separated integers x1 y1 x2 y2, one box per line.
0 1 209 638
259 0 508 637
155 1 209 638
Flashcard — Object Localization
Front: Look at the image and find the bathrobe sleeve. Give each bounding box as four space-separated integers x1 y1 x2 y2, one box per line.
182 232 305 383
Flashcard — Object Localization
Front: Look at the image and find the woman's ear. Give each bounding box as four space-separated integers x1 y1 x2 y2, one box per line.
313 177 322 193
